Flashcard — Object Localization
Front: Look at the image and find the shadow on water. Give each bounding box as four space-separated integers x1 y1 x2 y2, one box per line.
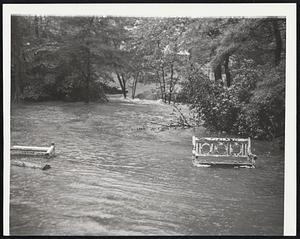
10 99 284 235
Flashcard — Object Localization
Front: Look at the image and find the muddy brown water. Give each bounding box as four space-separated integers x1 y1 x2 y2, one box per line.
10 97 284 235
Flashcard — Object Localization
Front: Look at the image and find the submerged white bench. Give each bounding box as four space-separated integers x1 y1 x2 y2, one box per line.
11 143 55 170
11 142 55 158
192 136 257 168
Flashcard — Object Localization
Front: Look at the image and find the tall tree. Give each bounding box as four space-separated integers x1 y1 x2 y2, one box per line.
132 17 191 103
11 16 24 103
11 16 131 102
271 19 283 66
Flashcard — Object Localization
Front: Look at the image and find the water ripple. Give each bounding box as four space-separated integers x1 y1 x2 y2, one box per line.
10 101 284 235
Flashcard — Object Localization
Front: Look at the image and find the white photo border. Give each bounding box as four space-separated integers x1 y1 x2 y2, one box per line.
3 3 296 236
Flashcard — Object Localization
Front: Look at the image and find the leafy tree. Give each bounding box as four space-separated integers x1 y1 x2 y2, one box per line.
179 17 286 139
133 17 191 103
11 16 129 102
185 18 231 84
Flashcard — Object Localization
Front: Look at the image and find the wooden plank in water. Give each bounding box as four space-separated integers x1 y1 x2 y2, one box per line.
11 160 51 170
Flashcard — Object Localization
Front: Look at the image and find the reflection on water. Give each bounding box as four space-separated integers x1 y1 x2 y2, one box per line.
10 97 284 235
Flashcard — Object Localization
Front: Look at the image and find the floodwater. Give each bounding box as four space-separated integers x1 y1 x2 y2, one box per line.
9 96 284 235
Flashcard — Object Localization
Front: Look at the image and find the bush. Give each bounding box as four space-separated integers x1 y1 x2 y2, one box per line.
20 73 108 102
191 82 240 132
233 64 285 139
179 63 285 140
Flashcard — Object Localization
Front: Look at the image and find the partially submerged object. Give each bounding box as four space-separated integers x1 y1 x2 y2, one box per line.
192 136 257 168
11 143 55 170
11 142 55 158
11 161 51 170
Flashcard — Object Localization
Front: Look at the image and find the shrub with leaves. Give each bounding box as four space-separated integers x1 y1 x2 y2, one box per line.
233 63 285 139
180 73 240 132
179 62 285 140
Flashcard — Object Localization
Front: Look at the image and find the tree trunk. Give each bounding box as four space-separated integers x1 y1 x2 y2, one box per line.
34 16 39 38
168 64 174 104
13 51 23 104
131 73 139 99
116 72 124 91
214 64 222 84
168 91 172 104
11 16 23 104
272 20 282 66
121 74 127 98
13 65 21 103
84 18 95 103
85 50 91 103
131 78 137 99
161 66 167 103
116 72 127 98
224 55 231 87
156 70 164 100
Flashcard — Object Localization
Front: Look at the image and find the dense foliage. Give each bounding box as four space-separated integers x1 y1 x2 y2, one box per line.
178 17 286 140
11 16 130 102
180 62 285 139
11 16 286 139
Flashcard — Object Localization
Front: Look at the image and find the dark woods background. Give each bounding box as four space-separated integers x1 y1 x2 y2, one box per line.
11 16 286 140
